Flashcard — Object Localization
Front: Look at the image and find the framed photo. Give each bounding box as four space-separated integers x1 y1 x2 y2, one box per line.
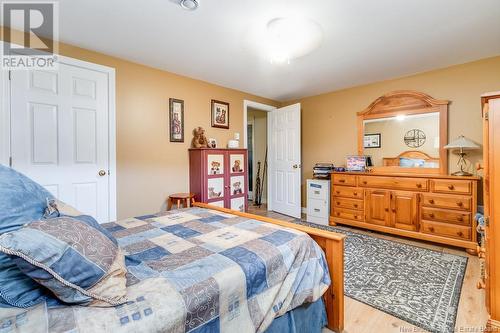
211 99 229 129
364 133 381 148
169 98 184 142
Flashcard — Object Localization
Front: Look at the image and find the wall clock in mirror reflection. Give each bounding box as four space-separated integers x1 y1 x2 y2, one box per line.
404 129 426 148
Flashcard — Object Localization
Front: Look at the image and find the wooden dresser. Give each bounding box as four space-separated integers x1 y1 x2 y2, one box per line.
480 92 500 331
330 172 480 253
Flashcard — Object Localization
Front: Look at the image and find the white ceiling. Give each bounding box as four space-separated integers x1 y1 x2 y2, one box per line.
53 0 500 101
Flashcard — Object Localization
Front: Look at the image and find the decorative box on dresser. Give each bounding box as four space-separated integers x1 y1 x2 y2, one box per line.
480 92 500 331
189 148 248 212
330 172 480 253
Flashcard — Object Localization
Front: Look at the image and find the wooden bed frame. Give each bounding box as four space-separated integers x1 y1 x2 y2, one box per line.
383 150 440 167
193 202 345 333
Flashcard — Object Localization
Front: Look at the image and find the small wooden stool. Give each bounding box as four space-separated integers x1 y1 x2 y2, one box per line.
167 193 196 210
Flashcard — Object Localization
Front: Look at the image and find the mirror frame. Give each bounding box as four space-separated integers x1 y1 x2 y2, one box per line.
357 90 449 175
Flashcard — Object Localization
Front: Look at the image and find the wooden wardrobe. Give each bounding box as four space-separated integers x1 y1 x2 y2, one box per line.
189 148 249 212
481 92 500 331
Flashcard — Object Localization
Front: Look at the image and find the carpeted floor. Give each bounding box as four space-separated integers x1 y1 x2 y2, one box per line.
290 220 468 333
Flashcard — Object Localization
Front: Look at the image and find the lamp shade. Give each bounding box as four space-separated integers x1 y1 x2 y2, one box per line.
444 135 480 150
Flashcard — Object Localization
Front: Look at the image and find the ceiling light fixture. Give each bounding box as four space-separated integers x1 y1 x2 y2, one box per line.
180 0 199 11
266 17 323 65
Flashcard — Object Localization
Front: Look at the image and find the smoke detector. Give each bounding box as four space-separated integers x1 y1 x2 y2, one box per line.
180 0 199 10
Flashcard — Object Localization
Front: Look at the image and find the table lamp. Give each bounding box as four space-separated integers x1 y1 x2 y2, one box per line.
444 135 480 176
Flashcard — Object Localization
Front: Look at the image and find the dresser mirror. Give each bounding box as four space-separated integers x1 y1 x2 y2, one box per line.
357 91 449 174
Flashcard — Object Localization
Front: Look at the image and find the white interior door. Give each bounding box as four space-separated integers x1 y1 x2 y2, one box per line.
269 103 301 218
10 63 111 223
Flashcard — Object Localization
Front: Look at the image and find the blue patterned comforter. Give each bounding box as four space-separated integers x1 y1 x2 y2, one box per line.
0 207 330 333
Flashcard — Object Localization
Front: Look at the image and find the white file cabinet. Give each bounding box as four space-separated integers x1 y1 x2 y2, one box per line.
306 179 330 226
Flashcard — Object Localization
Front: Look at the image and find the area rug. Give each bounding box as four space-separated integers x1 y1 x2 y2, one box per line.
291 220 468 333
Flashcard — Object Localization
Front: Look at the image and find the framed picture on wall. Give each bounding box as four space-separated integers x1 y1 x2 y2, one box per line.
169 98 184 142
364 133 381 148
211 99 230 129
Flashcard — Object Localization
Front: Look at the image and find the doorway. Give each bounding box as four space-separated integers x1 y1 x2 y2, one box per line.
247 107 268 205
243 100 302 219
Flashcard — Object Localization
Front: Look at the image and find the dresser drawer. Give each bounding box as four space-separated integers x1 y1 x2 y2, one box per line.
421 207 471 225
421 194 472 211
307 181 329 200
431 179 472 195
332 207 364 222
333 197 363 211
332 174 357 186
358 176 428 191
421 220 471 240
332 186 364 199
308 199 328 218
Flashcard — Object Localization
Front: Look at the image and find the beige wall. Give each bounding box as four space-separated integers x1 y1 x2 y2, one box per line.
248 108 268 202
287 56 500 206
2 29 278 218
364 114 440 167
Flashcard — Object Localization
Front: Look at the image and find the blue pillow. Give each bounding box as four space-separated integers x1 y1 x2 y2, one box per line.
0 165 54 307
0 215 127 307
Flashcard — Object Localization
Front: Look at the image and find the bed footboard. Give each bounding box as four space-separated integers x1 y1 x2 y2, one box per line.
192 202 345 332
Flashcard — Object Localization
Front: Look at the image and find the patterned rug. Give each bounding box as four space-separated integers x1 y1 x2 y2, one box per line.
291 220 468 333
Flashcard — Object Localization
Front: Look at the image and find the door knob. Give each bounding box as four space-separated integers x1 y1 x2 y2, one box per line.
98 170 107 177
293 164 300 169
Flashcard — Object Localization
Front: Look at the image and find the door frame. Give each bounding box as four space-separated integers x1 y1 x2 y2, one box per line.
0 41 117 222
243 100 276 210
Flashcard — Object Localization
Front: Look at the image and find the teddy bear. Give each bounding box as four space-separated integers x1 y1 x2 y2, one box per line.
232 160 243 172
232 181 243 195
191 127 209 148
211 161 221 175
208 187 221 199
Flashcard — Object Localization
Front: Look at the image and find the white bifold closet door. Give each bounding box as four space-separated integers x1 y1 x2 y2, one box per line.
10 64 110 223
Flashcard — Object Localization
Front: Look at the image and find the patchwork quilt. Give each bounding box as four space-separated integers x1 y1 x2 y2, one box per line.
0 207 330 333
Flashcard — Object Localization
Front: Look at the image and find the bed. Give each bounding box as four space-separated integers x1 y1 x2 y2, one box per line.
383 150 440 168
0 202 345 333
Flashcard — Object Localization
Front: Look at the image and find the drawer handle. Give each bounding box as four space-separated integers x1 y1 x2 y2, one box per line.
416 183 423 188
448 185 455 190
457 216 464 222
392 209 396 213
339 179 346 183
457 231 464 237
354 204 358 208
429 199 435 204
336 212 341 217
354 215 358 219
456 202 463 207
429 213 435 218
314 208 321 212
314 191 320 195
385 208 389 212
336 202 340 205
362 181 368 185
354 192 358 196
336 191 340 195
429 227 435 232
